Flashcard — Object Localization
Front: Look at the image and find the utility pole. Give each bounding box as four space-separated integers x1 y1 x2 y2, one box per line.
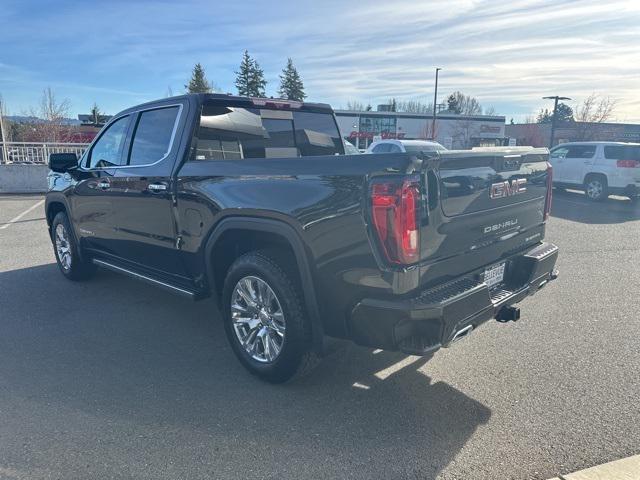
542 95 571 148
431 67 441 140
0 95 7 163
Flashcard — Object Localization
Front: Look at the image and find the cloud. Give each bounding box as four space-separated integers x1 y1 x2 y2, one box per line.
0 0 638 121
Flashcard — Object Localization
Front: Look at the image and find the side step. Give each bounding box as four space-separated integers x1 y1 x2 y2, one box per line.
93 259 197 299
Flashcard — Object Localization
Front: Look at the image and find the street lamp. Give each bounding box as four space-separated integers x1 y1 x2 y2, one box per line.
542 95 571 148
431 68 442 140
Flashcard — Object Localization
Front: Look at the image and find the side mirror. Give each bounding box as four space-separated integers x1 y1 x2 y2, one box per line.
49 152 78 173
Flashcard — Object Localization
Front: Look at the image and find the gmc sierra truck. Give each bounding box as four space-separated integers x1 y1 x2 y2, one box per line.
46 94 558 383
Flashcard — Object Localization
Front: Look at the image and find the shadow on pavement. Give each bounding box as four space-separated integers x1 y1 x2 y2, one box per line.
0 263 491 479
550 189 640 224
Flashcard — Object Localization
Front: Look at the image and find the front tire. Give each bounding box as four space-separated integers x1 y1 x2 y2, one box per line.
584 175 608 202
222 251 314 383
51 212 96 281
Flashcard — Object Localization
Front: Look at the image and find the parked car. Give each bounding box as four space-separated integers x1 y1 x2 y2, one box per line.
550 141 640 201
46 93 558 383
366 139 447 154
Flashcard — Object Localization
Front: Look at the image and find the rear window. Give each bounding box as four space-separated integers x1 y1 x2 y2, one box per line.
193 105 343 160
404 144 446 153
604 145 640 160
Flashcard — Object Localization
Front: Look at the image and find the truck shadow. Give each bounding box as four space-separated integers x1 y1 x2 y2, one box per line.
550 189 640 224
0 263 491 479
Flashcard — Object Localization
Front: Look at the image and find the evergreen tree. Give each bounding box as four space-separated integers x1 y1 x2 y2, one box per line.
235 50 267 97
185 63 212 93
277 58 306 101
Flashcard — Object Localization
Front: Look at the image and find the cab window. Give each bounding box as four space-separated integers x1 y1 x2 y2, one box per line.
86 116 130 169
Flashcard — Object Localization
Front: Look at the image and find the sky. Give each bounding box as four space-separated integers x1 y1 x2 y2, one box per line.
1 0 639 122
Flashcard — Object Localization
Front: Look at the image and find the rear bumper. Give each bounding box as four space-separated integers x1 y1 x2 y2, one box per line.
348 242 559 355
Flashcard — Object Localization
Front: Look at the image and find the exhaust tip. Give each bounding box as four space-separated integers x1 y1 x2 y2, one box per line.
444 325 474 347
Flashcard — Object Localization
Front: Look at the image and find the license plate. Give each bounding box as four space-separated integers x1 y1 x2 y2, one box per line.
483 262 505 288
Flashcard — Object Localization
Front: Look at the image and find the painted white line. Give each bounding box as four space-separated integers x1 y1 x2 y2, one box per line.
0 199 45 230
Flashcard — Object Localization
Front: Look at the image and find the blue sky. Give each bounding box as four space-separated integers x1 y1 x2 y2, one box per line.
1 0 639 122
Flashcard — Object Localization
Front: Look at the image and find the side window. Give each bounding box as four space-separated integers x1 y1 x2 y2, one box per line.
129 106 180 166
87 116 130 168
604 146 624 159
550 147 568 159
372 144 390 153
566 145 596 159
388 144 402 153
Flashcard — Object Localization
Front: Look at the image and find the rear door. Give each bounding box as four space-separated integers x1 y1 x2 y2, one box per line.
106 102 189 279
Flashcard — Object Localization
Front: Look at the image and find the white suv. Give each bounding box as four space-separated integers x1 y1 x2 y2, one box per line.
366 139 447 154
550 142 640 201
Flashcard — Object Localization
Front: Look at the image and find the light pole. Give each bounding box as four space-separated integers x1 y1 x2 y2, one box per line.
431 68 442 140
0 96 6 163
542 95 571 148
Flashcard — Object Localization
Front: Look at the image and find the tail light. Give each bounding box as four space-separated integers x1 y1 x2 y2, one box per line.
617 159 640 168
544 163 553 221
370 176 421 265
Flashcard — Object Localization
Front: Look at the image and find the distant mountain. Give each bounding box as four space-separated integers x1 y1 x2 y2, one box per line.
5 115 81 125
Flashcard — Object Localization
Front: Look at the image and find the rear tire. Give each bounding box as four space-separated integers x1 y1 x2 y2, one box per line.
51 211 96 281
221 251 315 383
584 175 608 202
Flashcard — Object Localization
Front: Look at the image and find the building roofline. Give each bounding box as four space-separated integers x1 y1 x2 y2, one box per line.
334 109 505 122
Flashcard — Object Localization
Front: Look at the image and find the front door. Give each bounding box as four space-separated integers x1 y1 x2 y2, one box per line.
70 114 132 254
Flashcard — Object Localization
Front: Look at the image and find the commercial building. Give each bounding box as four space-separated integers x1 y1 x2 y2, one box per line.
506 122 640 147
335 108 506 150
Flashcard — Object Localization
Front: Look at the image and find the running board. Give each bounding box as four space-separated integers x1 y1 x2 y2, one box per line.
92 259 196 299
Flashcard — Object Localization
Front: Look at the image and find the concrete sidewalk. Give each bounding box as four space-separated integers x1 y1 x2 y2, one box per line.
550 454 640 480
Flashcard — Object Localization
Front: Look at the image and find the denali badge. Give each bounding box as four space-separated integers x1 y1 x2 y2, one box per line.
490 178 527 199
484 219 518 234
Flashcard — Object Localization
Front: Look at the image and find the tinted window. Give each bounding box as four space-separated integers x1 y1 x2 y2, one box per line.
87 116 129 168
404 144 446 153
193 105 343 160
129 106 179 166
565 145 596 159
372 143 391 153
293 111 343 156
604 145 640 159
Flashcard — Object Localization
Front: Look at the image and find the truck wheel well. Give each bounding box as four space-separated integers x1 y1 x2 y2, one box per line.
46 202 66 226
211 229 300 297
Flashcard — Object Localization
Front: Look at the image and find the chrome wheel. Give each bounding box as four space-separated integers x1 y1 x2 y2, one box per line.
586 179 604 200
231 276 286 363
55 223 72 271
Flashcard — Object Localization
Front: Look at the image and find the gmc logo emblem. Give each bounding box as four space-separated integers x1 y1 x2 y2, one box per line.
490 178 527 199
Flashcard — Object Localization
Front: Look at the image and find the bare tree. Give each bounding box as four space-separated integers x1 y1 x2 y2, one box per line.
29 87 73 142
396 99 434 114
573 94 617 141
450 118 481 149
484 106 498 116
446 91 483 115
345 100 366 111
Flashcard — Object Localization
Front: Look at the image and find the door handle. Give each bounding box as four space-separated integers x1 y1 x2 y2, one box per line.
97 181 111 190
148 182 168 193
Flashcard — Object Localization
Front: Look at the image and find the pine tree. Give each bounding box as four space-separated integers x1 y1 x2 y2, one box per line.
277 58 306 101
236 50 267 97
185 63 212 94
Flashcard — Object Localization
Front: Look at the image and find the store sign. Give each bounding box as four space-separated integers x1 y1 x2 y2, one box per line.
349 131 406 139
480 125 502 134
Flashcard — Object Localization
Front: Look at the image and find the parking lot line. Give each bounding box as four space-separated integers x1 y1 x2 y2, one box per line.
0 199 45 230
551 454 640 480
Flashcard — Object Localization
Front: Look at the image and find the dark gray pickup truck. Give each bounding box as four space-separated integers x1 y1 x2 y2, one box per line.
46 94 558 382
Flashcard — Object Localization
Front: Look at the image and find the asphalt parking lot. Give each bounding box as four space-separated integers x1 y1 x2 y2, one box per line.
1 191 639 480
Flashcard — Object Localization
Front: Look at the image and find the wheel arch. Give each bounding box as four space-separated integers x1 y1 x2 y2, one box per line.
204 216 324 352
